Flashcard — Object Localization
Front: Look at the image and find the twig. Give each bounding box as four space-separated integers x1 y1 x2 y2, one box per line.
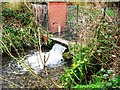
0 76 22 88
0 40 49 89
24 2 32 12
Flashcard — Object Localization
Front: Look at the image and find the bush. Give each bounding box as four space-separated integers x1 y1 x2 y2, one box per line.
61 45 90 87
1 7 39 53
61 6 120 88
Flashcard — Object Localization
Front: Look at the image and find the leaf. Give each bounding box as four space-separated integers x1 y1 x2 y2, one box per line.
97 50 102 53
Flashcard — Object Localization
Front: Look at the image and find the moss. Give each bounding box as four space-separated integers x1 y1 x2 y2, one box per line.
62 52 73 61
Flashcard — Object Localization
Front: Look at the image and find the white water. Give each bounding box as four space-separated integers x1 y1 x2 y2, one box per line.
22 44 67 74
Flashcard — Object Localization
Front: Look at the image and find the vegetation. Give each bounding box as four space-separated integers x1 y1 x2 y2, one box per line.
1 4 40 53
61 4 120 88
1 2 120 89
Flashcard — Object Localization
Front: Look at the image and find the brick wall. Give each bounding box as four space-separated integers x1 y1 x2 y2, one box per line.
48 2 66 33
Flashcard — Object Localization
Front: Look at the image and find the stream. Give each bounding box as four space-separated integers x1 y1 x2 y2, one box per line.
2 43 68 88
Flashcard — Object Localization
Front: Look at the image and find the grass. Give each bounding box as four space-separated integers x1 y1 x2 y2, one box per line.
73 82 106 88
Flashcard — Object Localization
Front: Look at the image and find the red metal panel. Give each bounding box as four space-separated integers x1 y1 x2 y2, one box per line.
48 2 66 33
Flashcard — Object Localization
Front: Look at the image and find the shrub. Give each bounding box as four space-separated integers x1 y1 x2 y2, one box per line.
1 7 39 53
61 6 119 88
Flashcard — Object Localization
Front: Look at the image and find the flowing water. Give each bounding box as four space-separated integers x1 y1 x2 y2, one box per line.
22 43 67 74
2 43 67 88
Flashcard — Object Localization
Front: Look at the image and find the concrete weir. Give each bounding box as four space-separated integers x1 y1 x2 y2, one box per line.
42 35 75 46
49 37 69 46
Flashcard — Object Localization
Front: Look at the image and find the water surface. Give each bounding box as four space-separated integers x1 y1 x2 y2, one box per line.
2 43 67 88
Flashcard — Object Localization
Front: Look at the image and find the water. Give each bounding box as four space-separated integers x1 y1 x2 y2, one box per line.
22 43 67 74
45 43 67 65
3 43 67 74
2 43 67 88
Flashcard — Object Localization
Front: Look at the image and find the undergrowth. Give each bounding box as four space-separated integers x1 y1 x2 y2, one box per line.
61 6 120 88
1 6 40 53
